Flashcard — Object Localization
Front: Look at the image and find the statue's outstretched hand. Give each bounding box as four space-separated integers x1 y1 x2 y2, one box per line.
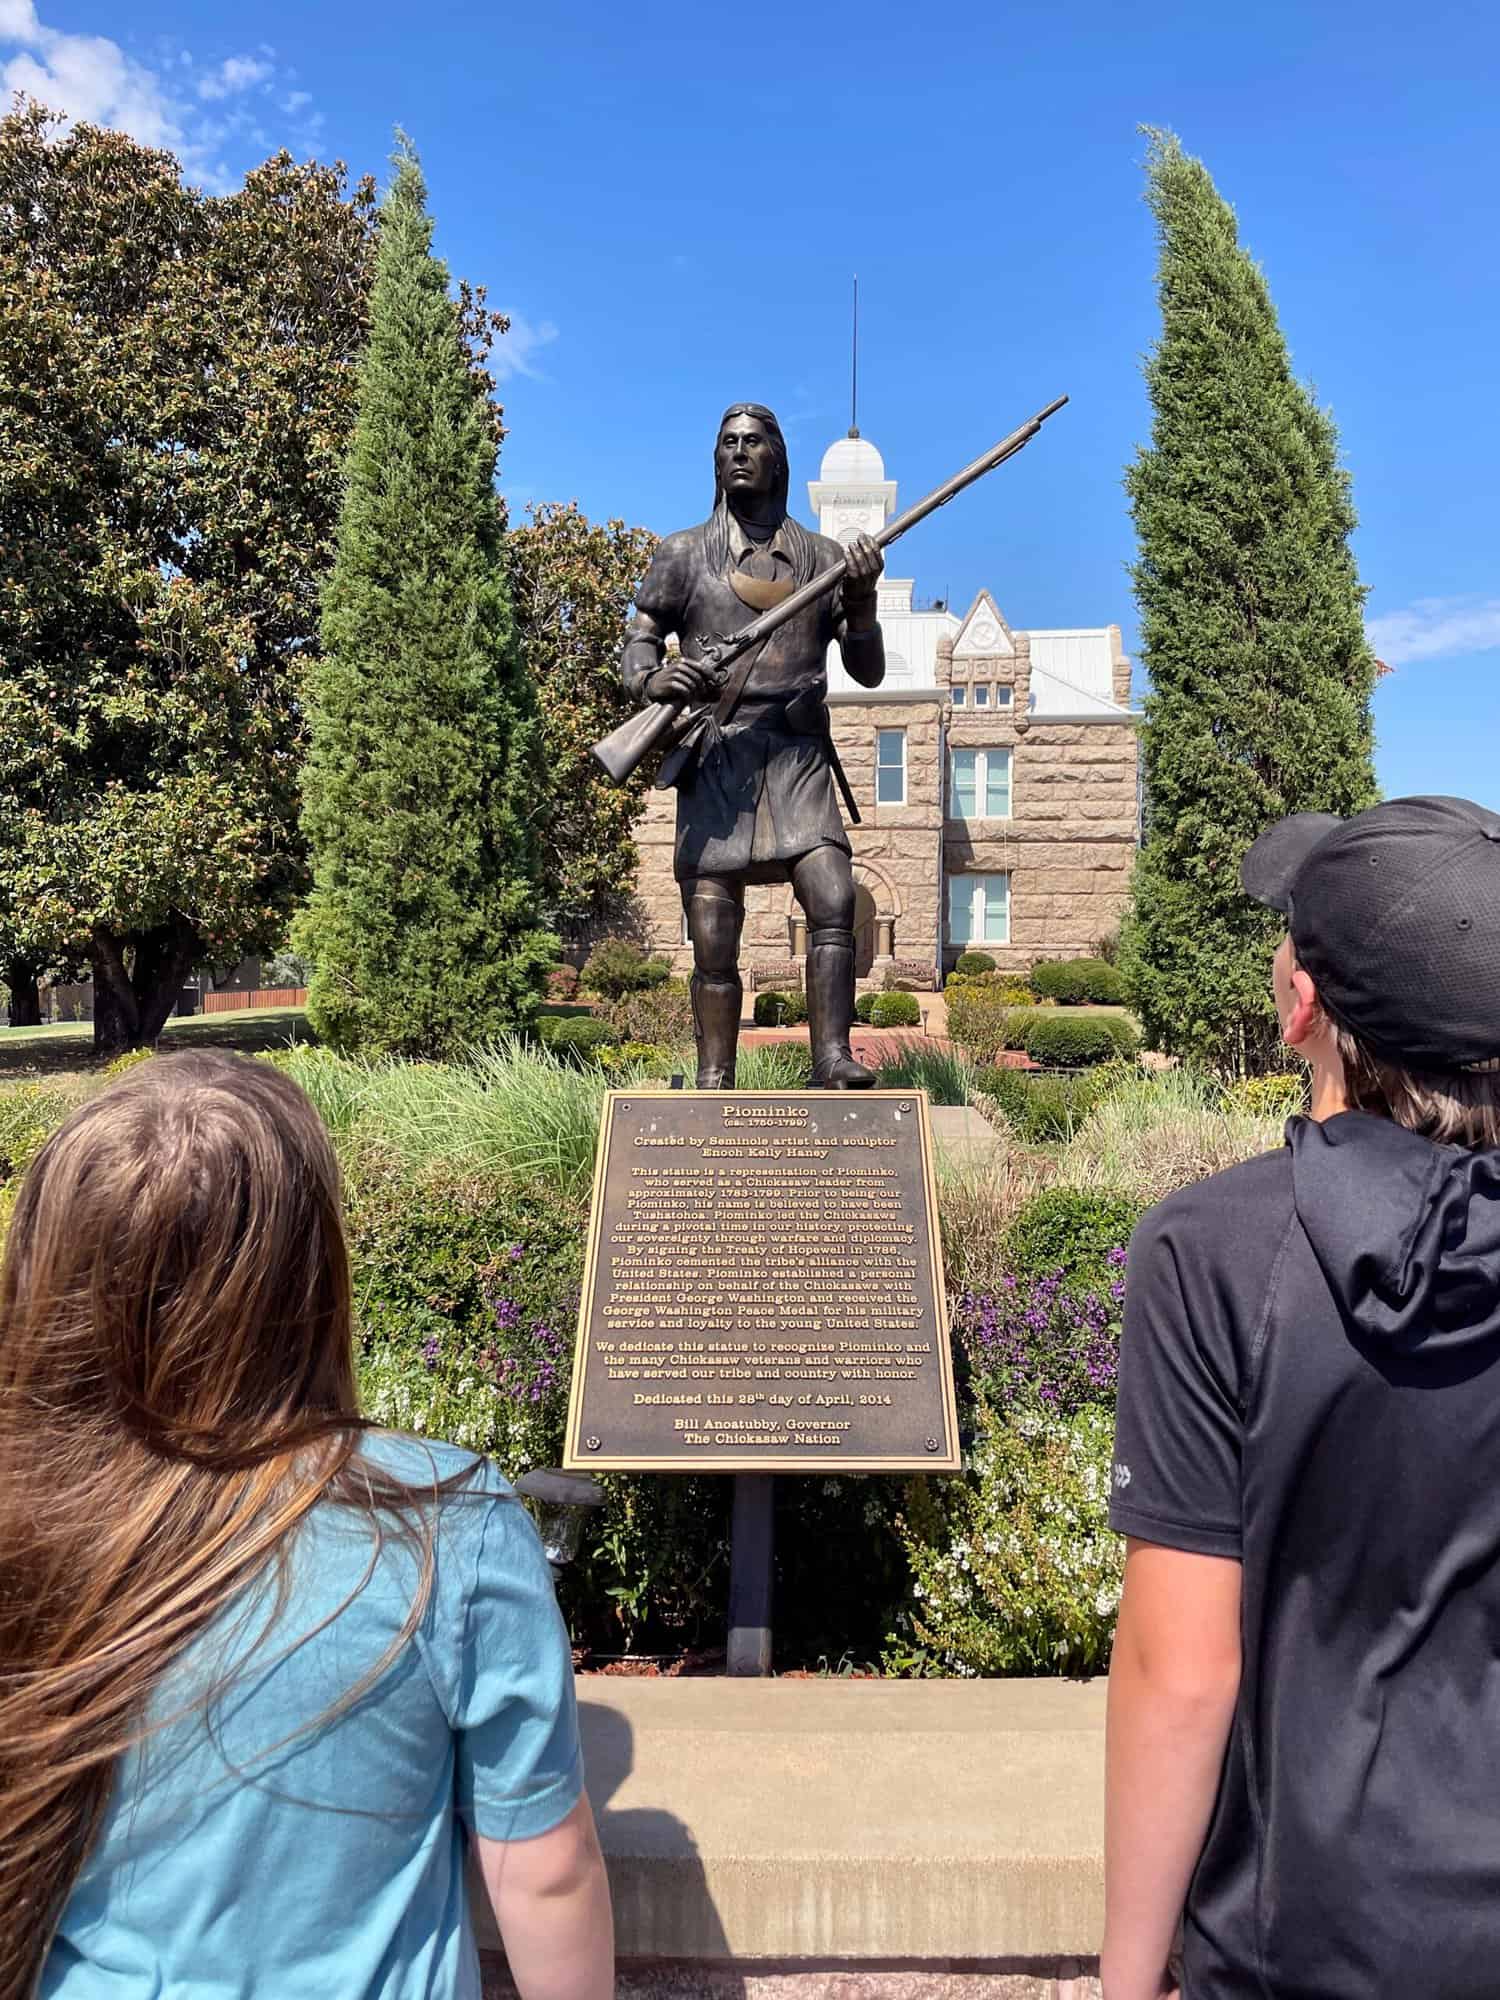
842 532 884 600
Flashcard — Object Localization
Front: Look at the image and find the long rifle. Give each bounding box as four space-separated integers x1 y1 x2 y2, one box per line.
591 394 1069 785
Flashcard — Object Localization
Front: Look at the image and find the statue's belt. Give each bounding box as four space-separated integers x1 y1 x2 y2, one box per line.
654 674 861 825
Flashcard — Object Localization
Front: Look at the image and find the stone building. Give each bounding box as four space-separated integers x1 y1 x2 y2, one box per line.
628 429 1140 986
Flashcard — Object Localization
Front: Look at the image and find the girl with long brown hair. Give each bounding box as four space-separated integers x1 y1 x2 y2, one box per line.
0 1051 613 2000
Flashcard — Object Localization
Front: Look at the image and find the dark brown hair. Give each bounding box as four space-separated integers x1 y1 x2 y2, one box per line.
0 1052 457 1997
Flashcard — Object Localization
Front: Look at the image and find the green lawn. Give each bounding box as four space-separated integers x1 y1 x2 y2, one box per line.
0 1007 315 1082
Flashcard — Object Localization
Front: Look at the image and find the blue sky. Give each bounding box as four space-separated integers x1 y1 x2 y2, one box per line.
5 0 1497 806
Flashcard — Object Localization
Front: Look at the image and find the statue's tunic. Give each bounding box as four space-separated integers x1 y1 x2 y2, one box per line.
624 516 884 884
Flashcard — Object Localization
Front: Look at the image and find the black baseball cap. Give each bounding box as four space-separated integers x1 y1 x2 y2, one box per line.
1241 795 1500 1072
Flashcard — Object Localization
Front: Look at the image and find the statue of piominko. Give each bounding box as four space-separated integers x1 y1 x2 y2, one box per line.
622 404 887 1090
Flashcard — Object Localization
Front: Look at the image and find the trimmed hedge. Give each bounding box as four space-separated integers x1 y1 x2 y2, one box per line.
973 1065 1108 1143
754 989 807 1027
1002 1186 1142 1293
537 1014 619 1060
955 951 997 976
855 992 879 1024
1029 957 1126 1006
869 991 921 1029
1021 1013 1138 1067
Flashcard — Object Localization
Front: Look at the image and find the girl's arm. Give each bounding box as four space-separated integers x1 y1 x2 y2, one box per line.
1102 1540 1242 2000
477 1792 614 2000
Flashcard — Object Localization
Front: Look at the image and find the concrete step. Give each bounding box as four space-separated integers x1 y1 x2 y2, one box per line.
475 1678 1105 1984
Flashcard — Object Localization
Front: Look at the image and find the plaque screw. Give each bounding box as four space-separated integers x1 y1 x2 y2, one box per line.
585 1436 602 1452
925 1437 939 1453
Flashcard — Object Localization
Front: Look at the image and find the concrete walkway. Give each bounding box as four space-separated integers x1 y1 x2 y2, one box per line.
477 1678 1106 1995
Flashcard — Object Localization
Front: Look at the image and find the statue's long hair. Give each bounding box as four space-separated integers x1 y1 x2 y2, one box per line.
704 403 817 588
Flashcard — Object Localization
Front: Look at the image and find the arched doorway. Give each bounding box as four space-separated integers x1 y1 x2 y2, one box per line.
853 884 878 978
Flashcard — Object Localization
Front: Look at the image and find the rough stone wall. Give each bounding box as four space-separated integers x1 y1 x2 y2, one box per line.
833 695 944 976
945 649 1137 973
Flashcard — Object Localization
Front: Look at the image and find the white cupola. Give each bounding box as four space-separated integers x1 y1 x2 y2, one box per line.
807 430 897 544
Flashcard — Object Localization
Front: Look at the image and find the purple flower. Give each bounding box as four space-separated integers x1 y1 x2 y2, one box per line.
420 1336 441 1371
955 1264 1123 1419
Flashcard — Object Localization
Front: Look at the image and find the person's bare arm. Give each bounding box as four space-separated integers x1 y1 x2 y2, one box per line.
1102 1540 1242 2000
477 1792 614 2000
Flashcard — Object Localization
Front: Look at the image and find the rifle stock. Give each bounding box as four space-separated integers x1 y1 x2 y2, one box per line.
592 698 690 784
591 394 1069 786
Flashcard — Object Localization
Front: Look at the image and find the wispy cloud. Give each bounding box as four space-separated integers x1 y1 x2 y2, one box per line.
197 53 273 102
494 310 559 382
0 7 321 192
1367 596 1500 667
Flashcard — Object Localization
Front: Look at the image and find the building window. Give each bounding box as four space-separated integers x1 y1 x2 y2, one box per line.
948 872 1010 947
951 685 966 707
995 685 1013 708
876 728 907 806
949 746 1012 820
972 684 990 708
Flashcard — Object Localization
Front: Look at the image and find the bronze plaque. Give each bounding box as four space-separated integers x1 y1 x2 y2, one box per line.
563 1090 960 1473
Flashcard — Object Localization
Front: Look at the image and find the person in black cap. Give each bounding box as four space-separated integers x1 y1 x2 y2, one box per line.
1101 796 1500 2000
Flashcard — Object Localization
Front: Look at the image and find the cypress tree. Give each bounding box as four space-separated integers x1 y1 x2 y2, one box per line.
296 141 555 1055
1120 131 1378 1075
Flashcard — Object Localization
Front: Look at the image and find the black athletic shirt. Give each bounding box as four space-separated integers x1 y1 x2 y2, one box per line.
1110 1111 1500 1999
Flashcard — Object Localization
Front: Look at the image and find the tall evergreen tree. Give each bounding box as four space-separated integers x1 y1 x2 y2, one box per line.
1120 131 1378 1074
297 142 555 1055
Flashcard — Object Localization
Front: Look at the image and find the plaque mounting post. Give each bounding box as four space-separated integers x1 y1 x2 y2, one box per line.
726 1474 775 1676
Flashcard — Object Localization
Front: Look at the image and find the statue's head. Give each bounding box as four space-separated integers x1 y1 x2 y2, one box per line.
713 404 790 517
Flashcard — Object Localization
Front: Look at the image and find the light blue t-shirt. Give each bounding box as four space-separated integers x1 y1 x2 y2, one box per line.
45 1435 582 2000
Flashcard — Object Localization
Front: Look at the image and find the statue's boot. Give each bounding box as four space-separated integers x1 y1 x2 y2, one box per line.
806 927 877 1089
691 972 741 1089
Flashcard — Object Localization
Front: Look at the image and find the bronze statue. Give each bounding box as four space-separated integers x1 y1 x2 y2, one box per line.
621 404 886 1089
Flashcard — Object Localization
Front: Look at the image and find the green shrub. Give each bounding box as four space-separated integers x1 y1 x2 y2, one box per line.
597 1042 680 1077
945 985 1034 1064
1030 957 1127 1006
972 1065 1109 1145
580 940 671 1000
875 1046 974 1105
869 991 921 1029
0 1080 87 1187
855 992 879 1023
602 977 694 1047
1002 1186 1143 1292
1021 1014 1136 1068
1224 1071 1308 1119
896 1404 1122 1676
347 1152 585 1472
955 951 997 976
537 1014 619 1062
754 989 807 1027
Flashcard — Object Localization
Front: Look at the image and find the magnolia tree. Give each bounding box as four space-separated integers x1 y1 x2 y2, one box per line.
506 503 658 948
0 105 513 1052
